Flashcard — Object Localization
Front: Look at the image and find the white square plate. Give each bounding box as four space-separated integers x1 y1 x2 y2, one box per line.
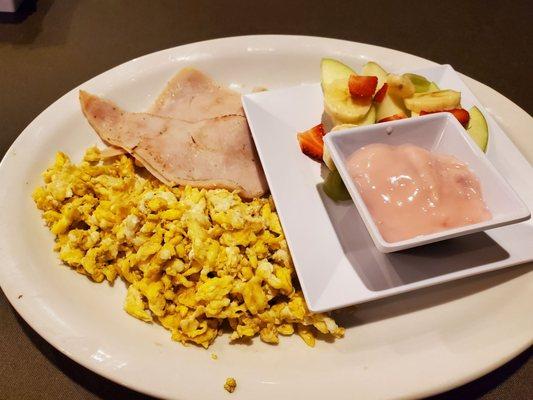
242 64 533 312
326 113 530 252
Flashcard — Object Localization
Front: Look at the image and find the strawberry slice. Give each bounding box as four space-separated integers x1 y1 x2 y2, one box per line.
297 124 325 162
420 108 470 127
349 75 378 99
373 83 388 103
377 114 406 123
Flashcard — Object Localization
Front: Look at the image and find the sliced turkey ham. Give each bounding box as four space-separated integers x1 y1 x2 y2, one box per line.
80 91 267 199
99 146 127 159
149 67 244 121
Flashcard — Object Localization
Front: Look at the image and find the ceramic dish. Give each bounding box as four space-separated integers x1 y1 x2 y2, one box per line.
0 36 531 400
326 113 529 252
243 63 533 312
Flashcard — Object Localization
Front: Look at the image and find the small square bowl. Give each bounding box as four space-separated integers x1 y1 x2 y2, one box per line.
324 113 530 253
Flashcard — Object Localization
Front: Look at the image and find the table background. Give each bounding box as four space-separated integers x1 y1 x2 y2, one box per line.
0 1 531 399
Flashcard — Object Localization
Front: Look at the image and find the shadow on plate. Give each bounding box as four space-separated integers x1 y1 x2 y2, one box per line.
332 262 531 328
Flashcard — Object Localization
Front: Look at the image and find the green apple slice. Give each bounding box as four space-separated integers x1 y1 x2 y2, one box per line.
323 169 351 201
356 104 376 125
467 106 489 151
404 73 431 93
362 61 388 90
321 58 355 85
404 90 461 113
428 82 440 92
376 91 408 122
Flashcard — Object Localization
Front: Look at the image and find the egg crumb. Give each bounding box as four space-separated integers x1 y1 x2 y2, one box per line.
224 377 237 393
211 353 218 360
33 148 345 348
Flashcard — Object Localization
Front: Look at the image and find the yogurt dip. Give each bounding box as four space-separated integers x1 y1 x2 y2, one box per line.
346 143 492 242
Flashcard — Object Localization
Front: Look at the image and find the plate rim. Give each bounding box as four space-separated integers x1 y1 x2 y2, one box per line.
0 35 531 400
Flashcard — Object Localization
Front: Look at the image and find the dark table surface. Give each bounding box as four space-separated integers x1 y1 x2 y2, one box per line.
0 1 531 399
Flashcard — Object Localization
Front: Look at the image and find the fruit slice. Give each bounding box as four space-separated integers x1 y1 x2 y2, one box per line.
321 59 373 123
349 75 378 98
378 114 406 123
362 61 388 91
466 106 489 151
358 104 376 125
331 104 377 127
323 145 336 170
321 58 355 85
323 78 373 123
451 108 470 126
373 83 388 103
404 90 461 113
323 107 376 169
331 123 359 132
376 90 408 122
420 108 470 127
297 124 325 161
323 169 351 201
387 74 416 98
404 73 431 93
428 82 440 92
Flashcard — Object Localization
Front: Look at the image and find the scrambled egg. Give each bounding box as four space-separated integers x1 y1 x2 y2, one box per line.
33 148 345 348
224 377 237 393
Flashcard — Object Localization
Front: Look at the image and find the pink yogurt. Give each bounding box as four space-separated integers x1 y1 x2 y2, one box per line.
346 143 492 242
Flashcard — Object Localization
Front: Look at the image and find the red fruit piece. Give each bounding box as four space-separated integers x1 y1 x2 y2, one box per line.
373 83 388 103
348 75 378 99
420 108 470 127
297 124 326 162
377 114 406 123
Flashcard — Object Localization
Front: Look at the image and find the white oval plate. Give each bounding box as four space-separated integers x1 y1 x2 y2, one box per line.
0 36 531 400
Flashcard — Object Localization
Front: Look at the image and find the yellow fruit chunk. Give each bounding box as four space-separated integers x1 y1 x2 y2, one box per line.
404 90 461 113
